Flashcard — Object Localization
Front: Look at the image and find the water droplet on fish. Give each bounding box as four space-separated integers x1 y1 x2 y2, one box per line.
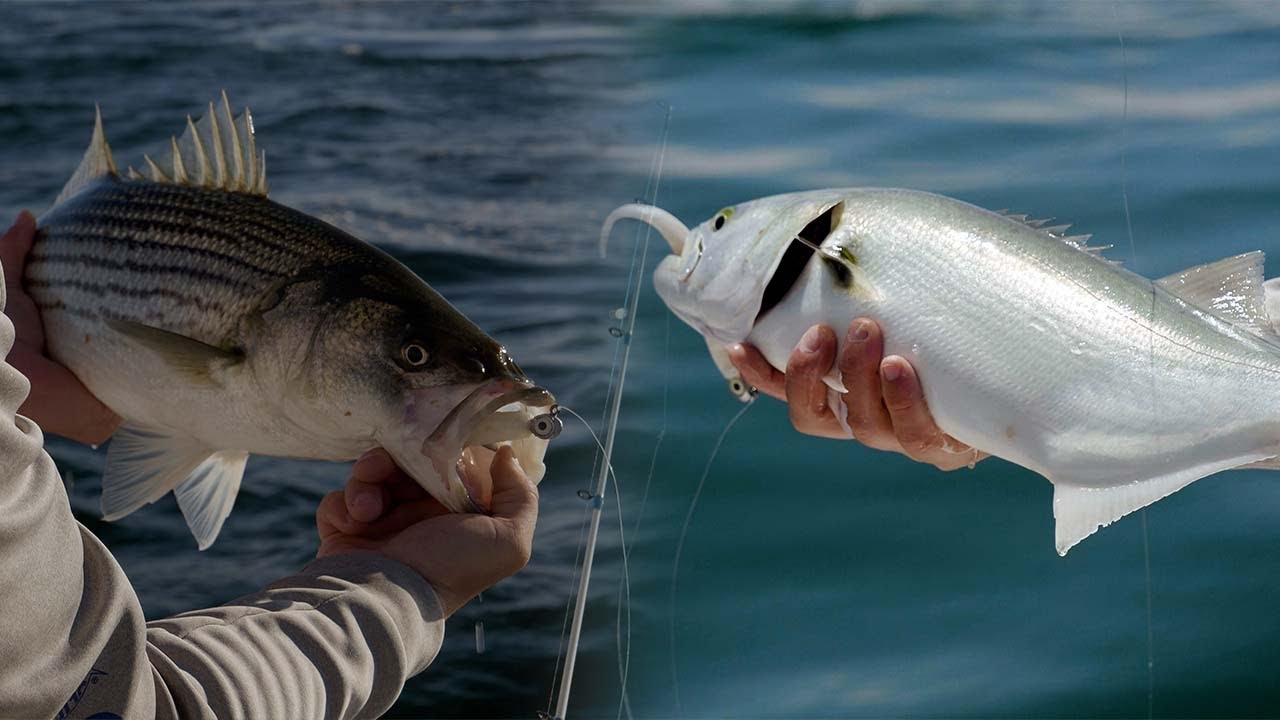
612 307 627 320
967 459 977 470
911 343 921 354
608 326 624 337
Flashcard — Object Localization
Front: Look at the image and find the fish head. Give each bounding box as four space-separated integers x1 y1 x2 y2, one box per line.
601 192 853 400
288 265 557 514
650 191 849 345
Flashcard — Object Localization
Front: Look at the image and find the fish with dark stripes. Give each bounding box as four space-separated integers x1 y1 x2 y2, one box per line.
27 93 560 548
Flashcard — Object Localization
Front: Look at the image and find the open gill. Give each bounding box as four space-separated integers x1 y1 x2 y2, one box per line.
753 202 843 323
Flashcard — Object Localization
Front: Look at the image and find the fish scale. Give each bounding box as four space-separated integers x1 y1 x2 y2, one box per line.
31 179 362 343
604 188 1280 554
24 94 559 549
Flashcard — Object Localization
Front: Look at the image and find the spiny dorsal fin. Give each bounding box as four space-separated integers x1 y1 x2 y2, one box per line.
55 105 118 205
1000 209 1115 263
1155 251 1279 343
152 92 267 196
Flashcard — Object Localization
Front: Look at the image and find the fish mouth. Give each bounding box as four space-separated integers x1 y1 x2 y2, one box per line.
416 379 558 513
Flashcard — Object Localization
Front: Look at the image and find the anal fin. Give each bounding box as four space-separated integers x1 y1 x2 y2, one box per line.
1052 451 1276 555
1235 455 1280 471
175 451 249 550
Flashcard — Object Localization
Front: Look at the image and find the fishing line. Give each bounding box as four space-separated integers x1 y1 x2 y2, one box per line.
630 311 671 555
548 103 671 720
1113 8 1156 717
669 396 756 715
548 404 636 720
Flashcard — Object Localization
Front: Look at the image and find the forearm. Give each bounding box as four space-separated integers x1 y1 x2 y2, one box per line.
146 554 445 720
0 283 158 718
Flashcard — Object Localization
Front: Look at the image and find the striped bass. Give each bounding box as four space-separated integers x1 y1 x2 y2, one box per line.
29 94 560 549
603 190 1280 555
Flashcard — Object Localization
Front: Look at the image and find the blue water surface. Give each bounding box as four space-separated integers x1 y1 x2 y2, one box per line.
3 2 1280 718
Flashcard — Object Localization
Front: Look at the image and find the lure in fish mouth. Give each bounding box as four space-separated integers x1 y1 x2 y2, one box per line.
605 189 1280 555
394 377 560 513
27 93 563 548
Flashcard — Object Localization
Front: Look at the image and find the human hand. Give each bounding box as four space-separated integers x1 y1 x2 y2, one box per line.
0 211 121 445
316 446 537 616
727 319 987 471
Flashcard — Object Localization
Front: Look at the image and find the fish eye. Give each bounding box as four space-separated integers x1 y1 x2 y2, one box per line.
401 342 429 367
712 207 734 231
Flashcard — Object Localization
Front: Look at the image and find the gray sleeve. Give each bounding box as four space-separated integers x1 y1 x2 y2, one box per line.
0 270 446 720
146 555 446 720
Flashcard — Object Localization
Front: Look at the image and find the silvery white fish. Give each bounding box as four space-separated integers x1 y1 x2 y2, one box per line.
28 94 561 549
603 189 1280 555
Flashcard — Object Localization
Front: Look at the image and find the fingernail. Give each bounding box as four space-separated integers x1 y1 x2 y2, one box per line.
353 448 391 480
799 325 824 354
850 320 870 342
881 359 902 382
353 490 380 520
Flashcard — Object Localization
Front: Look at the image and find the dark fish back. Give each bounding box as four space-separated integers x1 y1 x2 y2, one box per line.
28 177 398 344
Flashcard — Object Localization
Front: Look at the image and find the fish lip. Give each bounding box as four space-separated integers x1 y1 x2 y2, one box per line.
421 378 556 512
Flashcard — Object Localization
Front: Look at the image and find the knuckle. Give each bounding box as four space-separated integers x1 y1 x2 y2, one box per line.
884 394 915 414
897 429 938 455
788 406 818 434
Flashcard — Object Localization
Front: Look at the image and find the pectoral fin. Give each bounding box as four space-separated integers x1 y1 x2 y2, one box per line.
106 318 241 385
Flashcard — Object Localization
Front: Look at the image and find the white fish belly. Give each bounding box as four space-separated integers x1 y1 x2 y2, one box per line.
748 197 1280 490
44 313 365 460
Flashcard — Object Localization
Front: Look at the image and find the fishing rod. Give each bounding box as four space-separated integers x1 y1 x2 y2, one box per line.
546 106 670 720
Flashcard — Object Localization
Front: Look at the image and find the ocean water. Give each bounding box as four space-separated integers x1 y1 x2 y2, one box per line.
3 2 1280 718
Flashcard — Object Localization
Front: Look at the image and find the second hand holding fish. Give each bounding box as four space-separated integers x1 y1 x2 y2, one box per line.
728 319 987 471
0 211 120 445
316 446 537 617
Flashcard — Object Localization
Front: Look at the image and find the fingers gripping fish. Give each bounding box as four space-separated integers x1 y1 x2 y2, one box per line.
29 94 561 549
604 189 1280 554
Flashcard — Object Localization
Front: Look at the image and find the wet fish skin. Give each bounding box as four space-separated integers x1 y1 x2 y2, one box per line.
27 96 554 549
31 176 512 452
611 188 1280 554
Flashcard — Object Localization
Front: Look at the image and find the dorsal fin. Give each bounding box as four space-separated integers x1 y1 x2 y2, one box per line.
141 91 267 197
1155 251 1279 342
55 105 118 205
999 209 1115 262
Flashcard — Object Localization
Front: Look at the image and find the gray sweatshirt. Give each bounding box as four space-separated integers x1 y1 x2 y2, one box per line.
0 272 446 718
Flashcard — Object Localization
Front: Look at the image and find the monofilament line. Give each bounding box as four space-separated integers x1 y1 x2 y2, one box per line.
1113 7 1155 716
669 396 755 714
551 103 671 720
548 405 635 720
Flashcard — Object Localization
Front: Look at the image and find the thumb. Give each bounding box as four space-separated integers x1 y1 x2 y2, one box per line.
487 445 538 535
